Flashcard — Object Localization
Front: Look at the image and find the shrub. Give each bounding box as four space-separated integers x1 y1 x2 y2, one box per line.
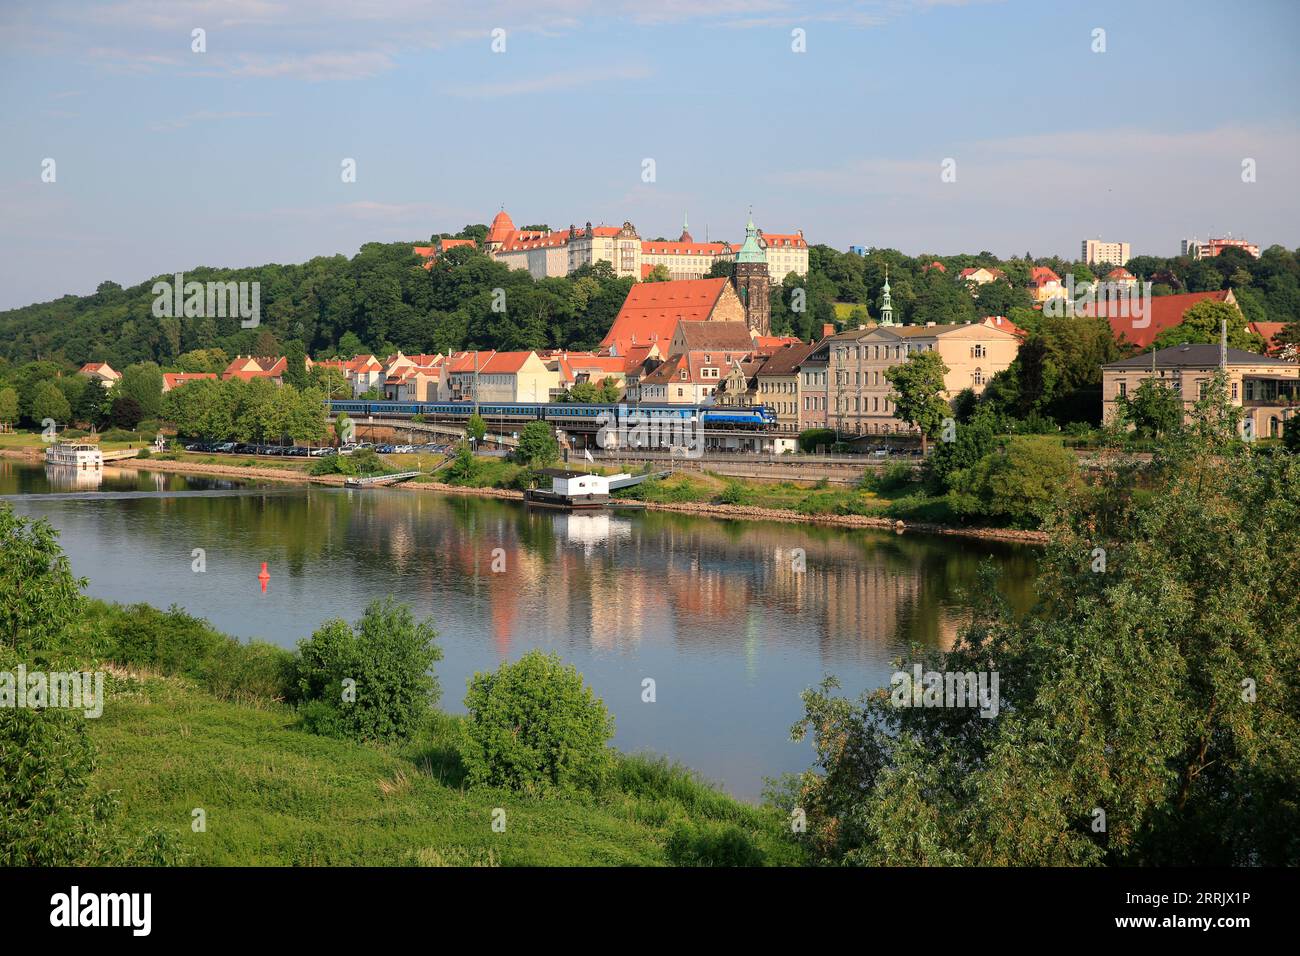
862 461 914 495
0 647 183 866
948 436 1078 527
135 447 151 459
459 650 614 793
294 598 441 741
717 480 752 505
798 428 836 453
665 821 765 867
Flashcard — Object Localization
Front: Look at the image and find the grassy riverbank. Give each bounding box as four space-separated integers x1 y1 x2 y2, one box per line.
63 600 802 867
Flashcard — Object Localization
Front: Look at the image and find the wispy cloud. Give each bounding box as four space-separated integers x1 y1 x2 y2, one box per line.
451 64 653 98
148 110 273 132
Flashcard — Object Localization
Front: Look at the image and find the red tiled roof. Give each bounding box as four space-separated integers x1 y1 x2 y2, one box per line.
1248 321 1288 354
1080 289 1235 349
487 210 516 244
759 232 807 249
221 355 288 381
498 230 571 252
1030 266 1061 286
641 241 730 256
599 278 731 355
480 351 536 374
981 315 1026 339
163 372 216 389
757 342 818 376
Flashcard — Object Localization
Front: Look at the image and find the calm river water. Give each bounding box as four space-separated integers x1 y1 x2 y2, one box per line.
4 460 1038 800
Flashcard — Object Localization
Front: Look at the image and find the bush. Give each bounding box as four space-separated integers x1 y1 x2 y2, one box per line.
135 447 151 459
862 461 914 495
665 821 765 867
294 598 441 741
948 436 1078 527
91 602 294 704
459 650 614 793
717 480 752 505
0 646 183 866
798 428 836 453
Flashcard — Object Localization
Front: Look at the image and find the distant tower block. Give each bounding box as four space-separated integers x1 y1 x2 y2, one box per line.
731 212 771 335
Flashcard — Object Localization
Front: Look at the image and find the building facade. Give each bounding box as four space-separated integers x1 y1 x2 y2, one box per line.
823 323 1021 435
1082 239 1132 266
1101 345 1299 438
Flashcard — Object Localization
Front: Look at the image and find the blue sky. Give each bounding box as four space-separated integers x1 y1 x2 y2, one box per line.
1 0 1297 310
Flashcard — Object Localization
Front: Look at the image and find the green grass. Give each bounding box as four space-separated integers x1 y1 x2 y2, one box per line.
89 671 802 866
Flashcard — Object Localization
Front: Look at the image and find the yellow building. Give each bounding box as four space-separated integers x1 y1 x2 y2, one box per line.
825 322 1021 435
1101 344 1299 438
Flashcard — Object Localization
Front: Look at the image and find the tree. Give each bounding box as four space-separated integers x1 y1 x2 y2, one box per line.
1117 378 1183 439
643 264 671 282
1152 299 1263 352
466 413 486 443
29 381 71 428
0 506 86 650
294 598 441 742
108 395 144 430
117 363 164 420
459 650 615 793
515 420 558 468
787 400 1299 864
948 435 1079 526
0 387 17 430
884 350 950 454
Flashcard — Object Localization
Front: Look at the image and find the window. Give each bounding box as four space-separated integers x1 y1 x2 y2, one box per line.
1232 381 1239 401
1118 381 1127 398
974 344 986 358
973 368 983 386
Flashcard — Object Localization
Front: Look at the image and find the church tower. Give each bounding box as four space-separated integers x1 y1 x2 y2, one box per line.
879 265 897 327
731 212 771 335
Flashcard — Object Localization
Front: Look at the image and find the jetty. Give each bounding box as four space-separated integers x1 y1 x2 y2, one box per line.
343 471 422 488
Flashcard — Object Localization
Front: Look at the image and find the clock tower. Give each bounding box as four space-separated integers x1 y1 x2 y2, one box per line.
731 212 771 336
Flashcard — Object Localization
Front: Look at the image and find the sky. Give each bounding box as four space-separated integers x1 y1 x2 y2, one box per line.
1 0 1298 310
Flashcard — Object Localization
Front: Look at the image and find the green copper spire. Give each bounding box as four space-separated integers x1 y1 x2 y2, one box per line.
880 265 896 326
736 209 765 264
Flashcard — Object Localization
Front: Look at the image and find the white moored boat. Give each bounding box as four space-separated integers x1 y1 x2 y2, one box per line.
45 441 104 469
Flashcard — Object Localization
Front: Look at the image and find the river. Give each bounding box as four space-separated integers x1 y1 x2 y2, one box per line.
4 459 1038 800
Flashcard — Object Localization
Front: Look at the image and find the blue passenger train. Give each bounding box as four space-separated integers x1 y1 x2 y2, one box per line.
327 400 777 429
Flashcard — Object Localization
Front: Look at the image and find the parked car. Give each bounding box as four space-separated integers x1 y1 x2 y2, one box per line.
309 447 332 457
394 444 414 454
217 442 237 453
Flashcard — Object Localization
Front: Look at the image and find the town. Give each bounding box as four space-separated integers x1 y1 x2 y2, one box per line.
25 216 1293 465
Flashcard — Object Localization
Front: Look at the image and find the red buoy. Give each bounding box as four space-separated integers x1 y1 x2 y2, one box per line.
258 561 270 593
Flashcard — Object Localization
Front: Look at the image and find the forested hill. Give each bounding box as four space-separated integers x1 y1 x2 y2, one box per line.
2 232 1298 371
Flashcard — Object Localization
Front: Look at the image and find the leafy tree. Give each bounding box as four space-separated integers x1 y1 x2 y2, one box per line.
0 387 17 428
29 381 71 428
885 350 950 454
116 362 164 420
643 264 671 282
515 420 558 468
1152 299 1263 352
1116 378 1183 439
293 598 441 742
0 506 86 650
466 413 486 443
788 390 1299 864
459 650 615 793
948 435 1078 526
108 395 144 430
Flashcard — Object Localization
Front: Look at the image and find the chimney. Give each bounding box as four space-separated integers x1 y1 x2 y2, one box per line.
822 323 834 338
1220 318 1228 370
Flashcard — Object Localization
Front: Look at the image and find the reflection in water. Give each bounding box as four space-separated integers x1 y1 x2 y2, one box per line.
44 463 103 492
6 460 1038 799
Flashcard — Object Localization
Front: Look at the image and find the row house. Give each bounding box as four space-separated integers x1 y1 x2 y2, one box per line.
443 350 560 404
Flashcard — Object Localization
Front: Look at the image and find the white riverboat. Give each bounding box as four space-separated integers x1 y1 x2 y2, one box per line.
45 441 104 469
